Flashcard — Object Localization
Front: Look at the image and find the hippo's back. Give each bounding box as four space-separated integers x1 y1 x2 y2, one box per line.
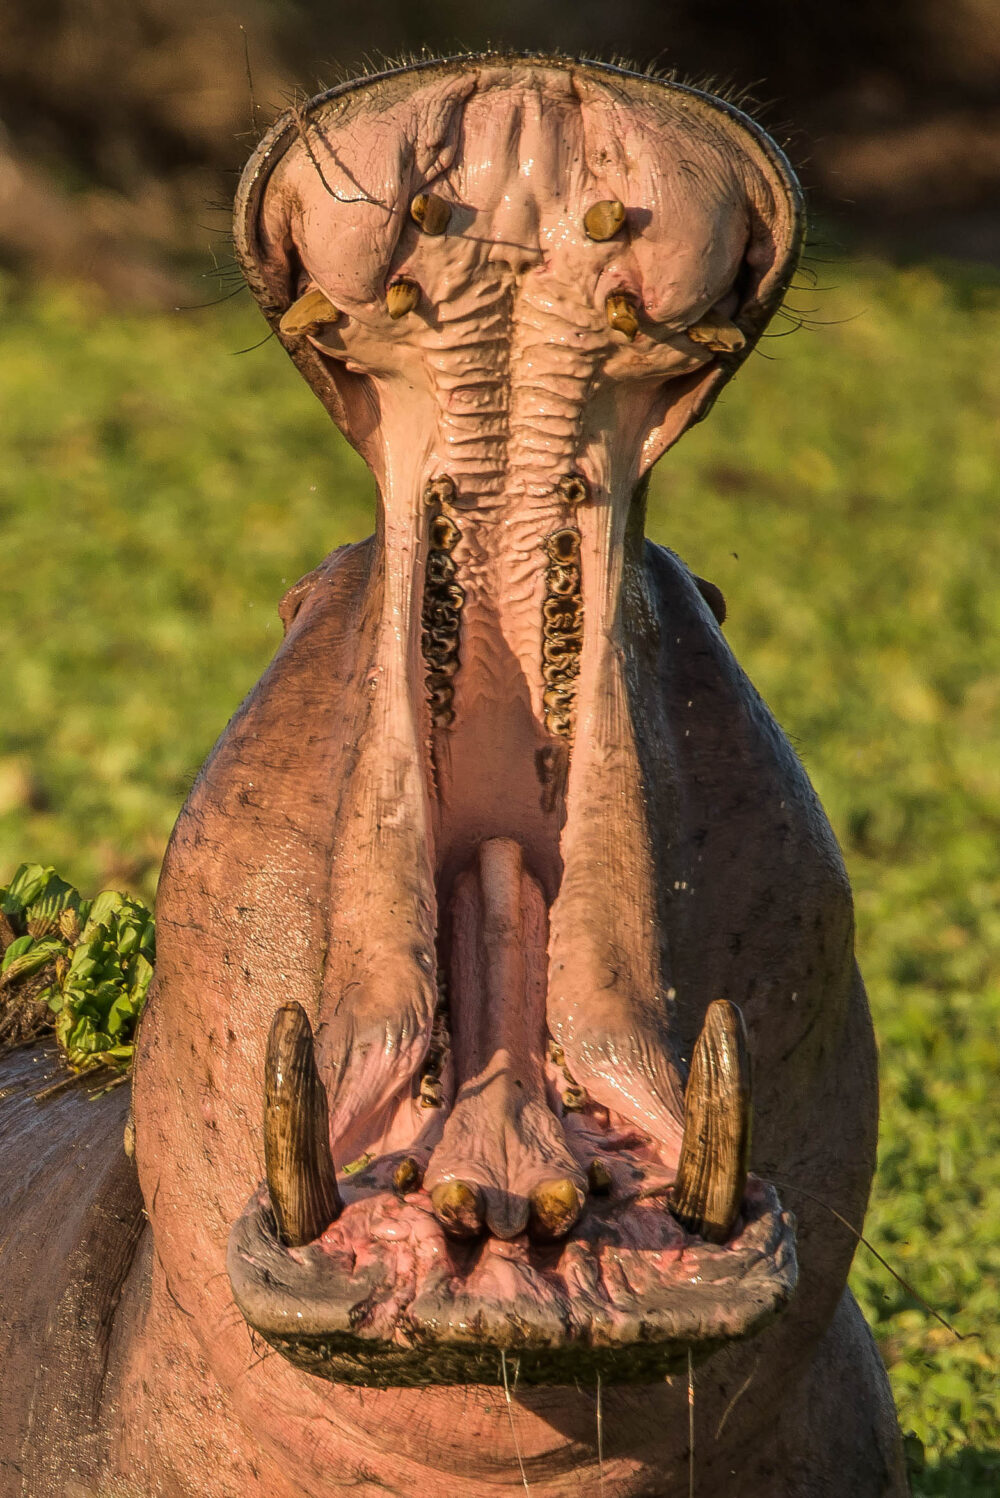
0 1043 147 1497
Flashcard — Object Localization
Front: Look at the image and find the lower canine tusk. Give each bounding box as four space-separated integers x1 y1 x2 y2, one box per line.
669 999 751 1244
263 1002 342 1246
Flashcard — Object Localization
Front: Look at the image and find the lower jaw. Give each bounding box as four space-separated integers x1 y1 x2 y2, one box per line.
227 1174 797 1388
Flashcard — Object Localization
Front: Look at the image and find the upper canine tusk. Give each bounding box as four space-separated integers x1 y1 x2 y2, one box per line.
685 313 747 354
386 279 420 319
669 999 751 1244
278 288 341 337
584 199 626 241
263 1002 342 1246
606 293 639 340
410 192 452 236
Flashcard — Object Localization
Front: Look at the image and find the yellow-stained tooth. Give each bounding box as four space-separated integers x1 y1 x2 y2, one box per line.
528 1178 585 1241
386 279 420 319
686 312 747 353
606 293 639 340
584 198 626 241
410 192 452 236
278 288 341 337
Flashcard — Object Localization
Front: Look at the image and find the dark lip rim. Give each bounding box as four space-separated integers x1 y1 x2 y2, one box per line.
226 1178 798 1387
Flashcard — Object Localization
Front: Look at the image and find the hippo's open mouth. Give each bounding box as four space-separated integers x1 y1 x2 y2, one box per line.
222 54 804 1387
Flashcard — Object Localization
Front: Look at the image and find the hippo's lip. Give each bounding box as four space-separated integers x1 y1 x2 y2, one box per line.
227 1173 797 1387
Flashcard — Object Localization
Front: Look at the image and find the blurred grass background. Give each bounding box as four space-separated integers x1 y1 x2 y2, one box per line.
0 254 997 1491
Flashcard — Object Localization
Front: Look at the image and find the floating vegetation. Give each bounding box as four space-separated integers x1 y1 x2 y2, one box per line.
0 863 154 1079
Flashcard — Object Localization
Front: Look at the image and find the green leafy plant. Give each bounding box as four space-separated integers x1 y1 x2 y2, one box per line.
0 863 153 1073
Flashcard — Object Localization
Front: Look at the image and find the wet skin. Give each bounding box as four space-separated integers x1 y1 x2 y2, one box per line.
0 55 908 1498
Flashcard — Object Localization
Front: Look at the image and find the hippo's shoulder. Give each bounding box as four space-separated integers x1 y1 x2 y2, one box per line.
0 1044 146 1494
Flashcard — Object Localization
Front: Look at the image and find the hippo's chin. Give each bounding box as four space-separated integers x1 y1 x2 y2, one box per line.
227 1174 796 1388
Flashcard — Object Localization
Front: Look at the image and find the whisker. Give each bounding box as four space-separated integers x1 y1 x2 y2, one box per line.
715 1359 758 1440
687 1348 695 1498
596 1370 605 1498
174 284 249 312
768 1177 964 1339
500 1349 532 1496
231 331 276 356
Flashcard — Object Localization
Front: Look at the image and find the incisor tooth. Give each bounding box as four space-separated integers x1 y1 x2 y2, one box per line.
410 192 452 236
669 999 751 1244
606 293 639 340
584 198 626 241
386 278 420 319
278 288 341 337
263 1002 342 1246
430 1180 485 1239
528 1177 585 1241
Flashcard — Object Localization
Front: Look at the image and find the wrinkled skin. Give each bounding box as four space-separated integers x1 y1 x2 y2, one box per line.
0 55 908 1498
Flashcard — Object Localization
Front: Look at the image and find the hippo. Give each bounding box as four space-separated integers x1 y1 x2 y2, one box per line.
0 53 909 1498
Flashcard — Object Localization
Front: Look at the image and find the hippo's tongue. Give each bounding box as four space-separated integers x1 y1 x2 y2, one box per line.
423 838 586 1242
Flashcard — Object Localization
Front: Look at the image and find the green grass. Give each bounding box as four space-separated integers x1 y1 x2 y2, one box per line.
0 259 997 1491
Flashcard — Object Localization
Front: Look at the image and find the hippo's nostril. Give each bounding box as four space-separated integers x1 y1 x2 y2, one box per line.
263 1003 342 1246
386 278 420 319
605 293 639 340
583 199 626 241
430 1180 486 1239
278 287 341 337
410 191 452 236
669 999 752 1244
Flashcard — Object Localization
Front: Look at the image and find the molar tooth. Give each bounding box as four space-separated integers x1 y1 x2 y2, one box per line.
686 314 747 353
263 1002 342 1246
606 293 639 340
584 199 626 241
424 474 456 506
386 278 420 320
429 513 460 549
557 472 589 504
430 1180 485 1239
419 1075 445 1107
669 999 751 1244
528 1178 585 1241
410 192 452 236
278 288 341 337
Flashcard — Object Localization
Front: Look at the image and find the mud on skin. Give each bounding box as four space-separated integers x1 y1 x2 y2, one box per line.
0 53 909 1498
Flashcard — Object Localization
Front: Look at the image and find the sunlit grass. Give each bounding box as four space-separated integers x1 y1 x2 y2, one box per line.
0 258 997 1491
